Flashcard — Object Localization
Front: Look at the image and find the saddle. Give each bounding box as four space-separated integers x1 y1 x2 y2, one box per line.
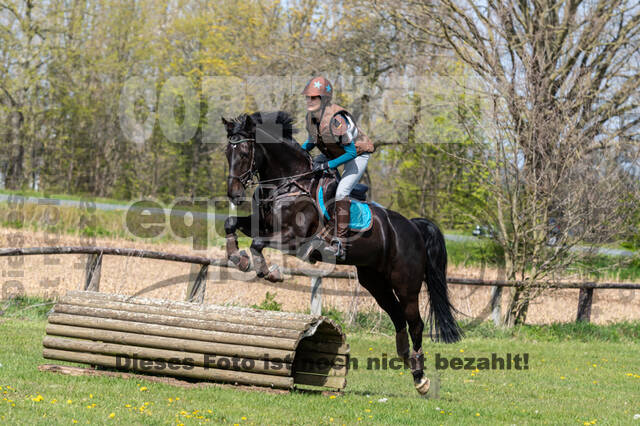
314 172 373 232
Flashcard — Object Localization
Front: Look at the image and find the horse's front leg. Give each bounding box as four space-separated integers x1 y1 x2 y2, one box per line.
224 216 251 272
249 238 284 283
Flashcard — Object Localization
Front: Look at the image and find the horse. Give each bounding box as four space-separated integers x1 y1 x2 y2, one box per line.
221 110 462 394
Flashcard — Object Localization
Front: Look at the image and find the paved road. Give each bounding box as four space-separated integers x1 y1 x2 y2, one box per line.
1 194 635 257
0 193 229 222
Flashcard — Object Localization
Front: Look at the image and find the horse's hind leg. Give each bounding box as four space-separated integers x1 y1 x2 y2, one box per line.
356 267 410 362
394 284 430 394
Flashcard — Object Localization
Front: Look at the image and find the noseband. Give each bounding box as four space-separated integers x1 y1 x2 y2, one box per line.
227 137 257 187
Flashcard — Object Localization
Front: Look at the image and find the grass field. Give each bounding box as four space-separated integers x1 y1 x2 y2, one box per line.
0 300 639 425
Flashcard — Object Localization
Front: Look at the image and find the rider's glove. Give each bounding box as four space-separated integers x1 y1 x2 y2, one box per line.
312 161 330 174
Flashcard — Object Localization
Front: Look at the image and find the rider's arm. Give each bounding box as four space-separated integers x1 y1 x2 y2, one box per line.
327 112 358 169
301 138 315 152
328 141 357 169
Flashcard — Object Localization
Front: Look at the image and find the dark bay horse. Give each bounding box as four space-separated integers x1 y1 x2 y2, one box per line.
221 111 461 394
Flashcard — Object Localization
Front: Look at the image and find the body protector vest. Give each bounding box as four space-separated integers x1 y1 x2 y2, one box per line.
305 103 375 159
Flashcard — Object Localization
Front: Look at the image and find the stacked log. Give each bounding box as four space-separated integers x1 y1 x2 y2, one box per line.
42 291 349 390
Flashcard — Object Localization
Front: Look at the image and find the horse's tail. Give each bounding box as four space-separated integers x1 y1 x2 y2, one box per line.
411 218 463 343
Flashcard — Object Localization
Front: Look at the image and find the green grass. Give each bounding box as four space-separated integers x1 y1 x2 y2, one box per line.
446 238 640 281
1 297 640 424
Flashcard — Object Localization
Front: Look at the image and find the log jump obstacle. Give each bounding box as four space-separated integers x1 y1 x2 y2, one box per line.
42 291 349 390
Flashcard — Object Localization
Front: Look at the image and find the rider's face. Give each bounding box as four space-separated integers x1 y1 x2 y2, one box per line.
305 96 321 112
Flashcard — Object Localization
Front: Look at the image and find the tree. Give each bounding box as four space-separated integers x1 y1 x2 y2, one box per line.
387 0 640 325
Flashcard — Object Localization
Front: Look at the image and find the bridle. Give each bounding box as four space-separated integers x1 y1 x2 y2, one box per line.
227 137 257 187
227 129 316 192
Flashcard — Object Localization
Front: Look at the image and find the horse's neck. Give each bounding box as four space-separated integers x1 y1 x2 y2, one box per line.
257 141 310 181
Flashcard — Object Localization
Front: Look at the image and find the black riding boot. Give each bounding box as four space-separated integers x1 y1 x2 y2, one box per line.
299 199 350 263
319 198 350 261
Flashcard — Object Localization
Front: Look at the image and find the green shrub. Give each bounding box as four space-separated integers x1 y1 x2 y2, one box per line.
251 292 282 311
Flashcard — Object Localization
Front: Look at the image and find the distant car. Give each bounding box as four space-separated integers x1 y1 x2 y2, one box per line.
547 218 560 246
472 225 494 238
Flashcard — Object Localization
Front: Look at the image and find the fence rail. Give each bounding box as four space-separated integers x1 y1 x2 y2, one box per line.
1 246 638 323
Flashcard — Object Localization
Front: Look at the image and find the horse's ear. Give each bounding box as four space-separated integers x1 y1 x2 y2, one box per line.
243 114 255 132
221 117 233 133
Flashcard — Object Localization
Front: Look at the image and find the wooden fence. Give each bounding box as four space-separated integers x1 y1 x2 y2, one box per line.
1 246 639 323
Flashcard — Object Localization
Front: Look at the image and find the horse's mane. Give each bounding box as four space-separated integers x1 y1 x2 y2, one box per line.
232 111 309 158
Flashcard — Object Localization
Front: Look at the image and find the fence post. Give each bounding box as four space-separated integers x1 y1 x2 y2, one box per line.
186 264 208 304
310 276 322 316
83 253 102 292
576 286 594 322
490 286 502 326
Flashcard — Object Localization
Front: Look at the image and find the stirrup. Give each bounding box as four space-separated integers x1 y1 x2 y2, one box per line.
328 237 346 261
299 236 330 262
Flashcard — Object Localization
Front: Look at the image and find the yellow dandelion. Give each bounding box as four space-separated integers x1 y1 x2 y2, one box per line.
459 349 464 353
592 364 597 367
140 387 148 392
440 410 445 414
368 347 373 351
330 418 334 422
125 404 131 408
72 420 78 424
329 395 336 399
67 399 72 404
241 416 247 420
109 413 115 419
50 399 57 404
476 413 480 416
365 409 371 412
399 372 404 375
357 417 362 421
32 395 44 402
89 394 93 398
560 376 566 380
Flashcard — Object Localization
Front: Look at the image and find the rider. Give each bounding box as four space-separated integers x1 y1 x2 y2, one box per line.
300 76 375 261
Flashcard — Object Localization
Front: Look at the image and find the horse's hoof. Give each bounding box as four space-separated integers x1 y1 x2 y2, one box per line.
266 265 284 282
229 251 251 272
414 376 430 395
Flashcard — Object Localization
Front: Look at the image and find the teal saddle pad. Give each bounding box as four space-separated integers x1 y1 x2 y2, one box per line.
317 187 373 231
